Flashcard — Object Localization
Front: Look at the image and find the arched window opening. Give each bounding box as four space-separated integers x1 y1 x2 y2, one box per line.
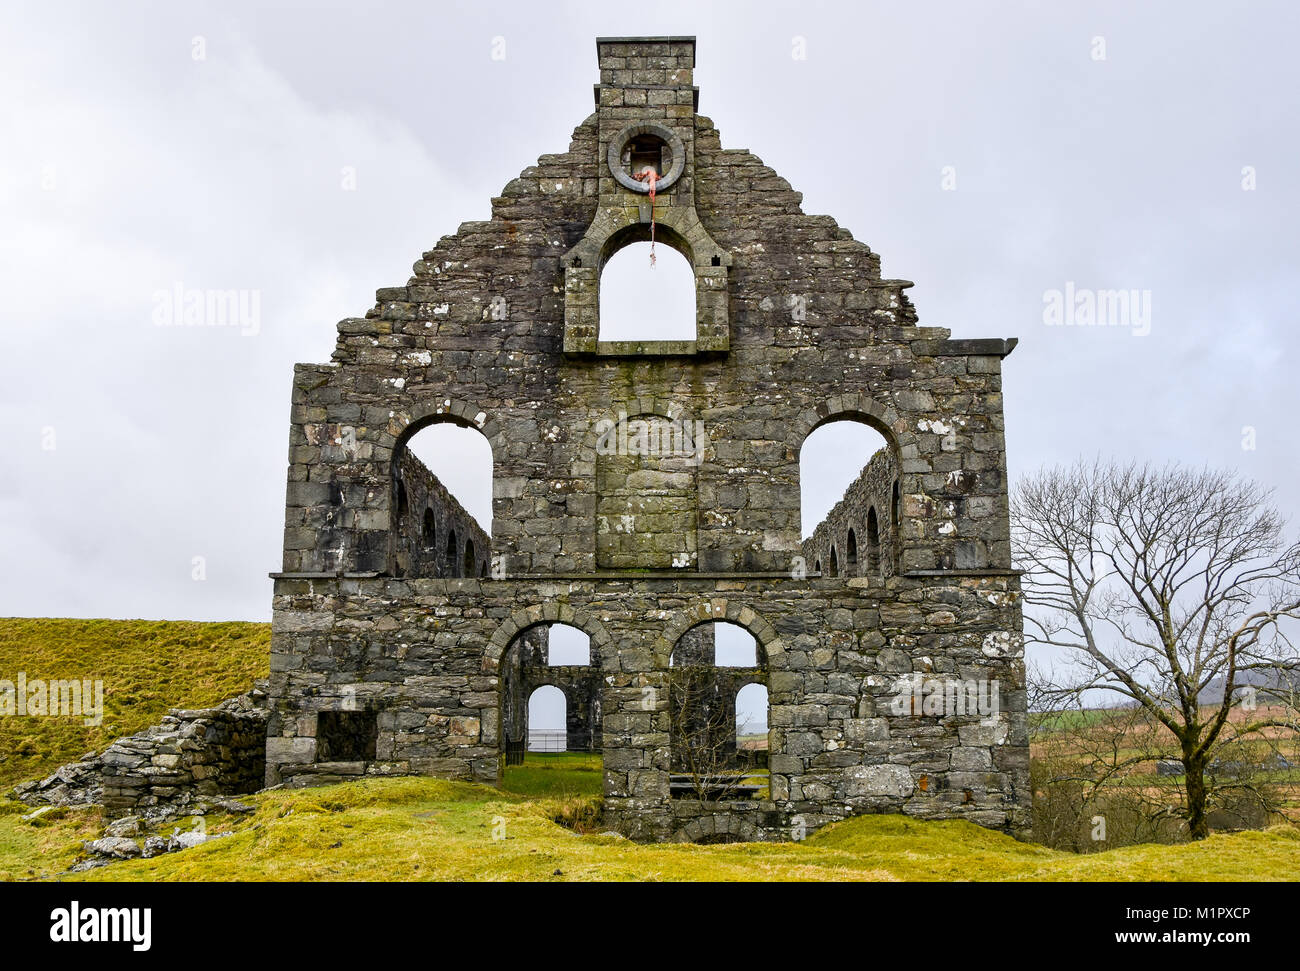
891 480 901 562
799 416 896 578
866 507 881 576
445 530 459 577
547 623 592 666
527 685 567 753
463 538 475 577
814 559 821 574
392 420 492 579
735 683 769 755
598 241 696 342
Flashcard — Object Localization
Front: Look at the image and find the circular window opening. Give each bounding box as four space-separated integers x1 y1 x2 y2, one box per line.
608 123 685 194
622 134 672 181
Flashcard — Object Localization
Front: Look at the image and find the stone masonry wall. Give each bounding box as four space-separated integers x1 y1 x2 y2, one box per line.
14 689 268 818
267 572 1027 841
267 37 1027 843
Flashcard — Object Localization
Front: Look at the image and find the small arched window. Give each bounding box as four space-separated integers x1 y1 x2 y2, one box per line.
867 507 881 576
891 480 901 569
598 242 696 342
395 479 408 519
829 546 839 578
446 530 459 577
464 539 476 578
422 508 436 546
846 529 858 573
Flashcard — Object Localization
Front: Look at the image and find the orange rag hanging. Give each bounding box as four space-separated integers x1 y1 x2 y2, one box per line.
635 167 658 266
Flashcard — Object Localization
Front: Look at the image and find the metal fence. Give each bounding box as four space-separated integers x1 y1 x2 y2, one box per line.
527 730 567 753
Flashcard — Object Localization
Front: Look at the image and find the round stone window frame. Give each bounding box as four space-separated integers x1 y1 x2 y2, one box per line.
607 123 686 194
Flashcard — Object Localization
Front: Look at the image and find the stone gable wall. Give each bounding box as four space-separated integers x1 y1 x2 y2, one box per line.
267 37 1027 842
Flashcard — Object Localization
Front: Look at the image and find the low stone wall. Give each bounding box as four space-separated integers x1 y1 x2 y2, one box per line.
13 688 268 818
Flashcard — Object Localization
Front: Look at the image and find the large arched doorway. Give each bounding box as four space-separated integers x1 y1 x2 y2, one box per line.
668 620 769 801
500 621 602 767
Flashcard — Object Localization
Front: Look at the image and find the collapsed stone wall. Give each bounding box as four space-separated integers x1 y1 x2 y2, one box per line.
804 448 900 579
13 688 268 818
392 449 491 578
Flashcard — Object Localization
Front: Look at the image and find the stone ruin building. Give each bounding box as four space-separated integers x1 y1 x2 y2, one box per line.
265 36 1029 842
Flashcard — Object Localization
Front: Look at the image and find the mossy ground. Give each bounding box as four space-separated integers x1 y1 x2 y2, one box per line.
2 754 1297 882
2 621 1297 882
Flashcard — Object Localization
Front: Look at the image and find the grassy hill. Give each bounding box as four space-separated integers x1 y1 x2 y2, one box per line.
0 618 269 791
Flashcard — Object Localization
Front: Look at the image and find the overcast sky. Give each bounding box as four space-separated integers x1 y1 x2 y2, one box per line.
2 1 1296 628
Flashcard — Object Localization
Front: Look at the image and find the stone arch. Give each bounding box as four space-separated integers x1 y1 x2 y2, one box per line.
383 397 505 461
567 204 730 272
655 600 783 670
671 813 763 844
846 527 858 574
485 603 617 671
525 684 568 752
790 394 916 455
445 529 458 576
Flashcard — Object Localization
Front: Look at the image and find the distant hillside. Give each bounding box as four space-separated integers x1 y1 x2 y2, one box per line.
0 619 269 791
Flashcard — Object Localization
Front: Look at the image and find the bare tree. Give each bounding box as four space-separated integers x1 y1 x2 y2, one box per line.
668 668 757 801
1013 459 1300 839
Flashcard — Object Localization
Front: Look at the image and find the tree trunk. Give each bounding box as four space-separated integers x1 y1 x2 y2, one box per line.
1183 752 1210 840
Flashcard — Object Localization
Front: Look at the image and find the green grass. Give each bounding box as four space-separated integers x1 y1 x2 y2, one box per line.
3 769 1296 882
502 753 603 799
3 620 1298 881
0 618 269 791
1030 708 1116 735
